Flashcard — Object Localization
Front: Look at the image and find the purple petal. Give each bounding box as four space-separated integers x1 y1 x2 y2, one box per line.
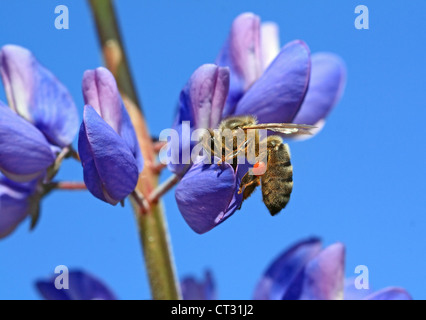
219 58 244 117
0 174 35 238
119 106 144 172
219 162 248 222
293 52 346 125
179 64 229 129
217 13 262 90
82 67 143 173
254 238 322 300
169 65 229 175
0 45 79 147
298 243 345 300
166 123 194 176
261 22 280 70
82 67 122 133
364 287 412 300
174 84 194 125
35 281 69 300
182 270 216 300
217 13 262 116
36 270 116 300
175 158 238 234
233 40 311 123
78 105 139 205
0 105 55 182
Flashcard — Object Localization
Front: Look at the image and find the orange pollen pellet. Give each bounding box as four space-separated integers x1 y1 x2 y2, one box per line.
252 161 266 176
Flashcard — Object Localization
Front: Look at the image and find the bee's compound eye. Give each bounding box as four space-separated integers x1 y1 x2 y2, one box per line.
252 161 267 176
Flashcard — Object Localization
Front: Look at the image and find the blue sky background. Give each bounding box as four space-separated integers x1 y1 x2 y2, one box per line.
0 0 425 299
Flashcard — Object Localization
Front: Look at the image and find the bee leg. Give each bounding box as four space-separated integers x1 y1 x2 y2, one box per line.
237 172 260 210
238 171 260 200
238 175 259 194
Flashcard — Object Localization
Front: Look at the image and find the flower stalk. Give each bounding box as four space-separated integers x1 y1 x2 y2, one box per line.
53 182 88 190
88 0 181 300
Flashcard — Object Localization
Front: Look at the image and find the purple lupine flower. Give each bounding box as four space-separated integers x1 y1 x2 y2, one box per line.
35 268 214 300
168 64 230 176
0 45 79 182
0 45 79 148
36 270 117 300
253 238 412 300
173 13 345 234
78 67 143 205
0 173 36 239
0 102 55 182
0 45 79 237
181 270 216 300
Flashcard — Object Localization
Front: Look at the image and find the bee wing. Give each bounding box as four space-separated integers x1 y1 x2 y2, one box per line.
223 138 252 161
241 123 316 135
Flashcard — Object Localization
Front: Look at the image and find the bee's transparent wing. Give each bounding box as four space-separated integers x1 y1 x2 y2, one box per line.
241 123 316 135
222 138 252 162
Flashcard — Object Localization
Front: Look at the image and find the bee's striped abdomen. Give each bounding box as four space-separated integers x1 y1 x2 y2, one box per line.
261 142 293 216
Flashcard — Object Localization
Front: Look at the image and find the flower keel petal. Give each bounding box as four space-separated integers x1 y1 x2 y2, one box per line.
0 106 55 182
175 159 237 234
78 106 139 205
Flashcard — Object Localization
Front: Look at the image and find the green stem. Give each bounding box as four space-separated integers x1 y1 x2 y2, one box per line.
88 0 181 300
88 0 141 111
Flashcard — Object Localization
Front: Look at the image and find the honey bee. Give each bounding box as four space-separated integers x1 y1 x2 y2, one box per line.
202 116 315 216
